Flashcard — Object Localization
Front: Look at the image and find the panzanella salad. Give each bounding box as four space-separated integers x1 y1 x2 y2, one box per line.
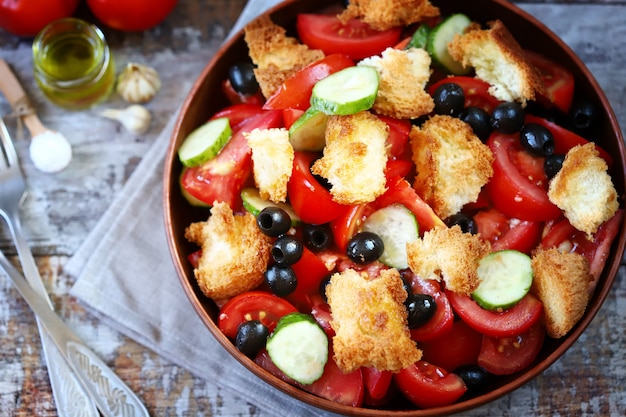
178 0 622 410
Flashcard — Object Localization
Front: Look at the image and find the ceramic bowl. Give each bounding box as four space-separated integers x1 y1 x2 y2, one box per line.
163 0 626 415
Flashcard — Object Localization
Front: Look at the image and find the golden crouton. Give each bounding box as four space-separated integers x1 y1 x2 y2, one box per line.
339 0 440 31
448 20 544 104
406 225 491 295
548 143 618 239
244 15 325 98
531 247 592 338
326 268 422 373
358 47 434 119
245 128 294 203
185 202 273 300
410 115 494 219
311 112 389 204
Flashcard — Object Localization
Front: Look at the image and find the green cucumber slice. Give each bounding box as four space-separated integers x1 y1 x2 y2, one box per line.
472 250 533 311
310 66 379 115
406 23 431 50
266 312 329 385
426 13 472 75
288 108 329 152
362 204 419 269
241 187 301 226
178 117 232 167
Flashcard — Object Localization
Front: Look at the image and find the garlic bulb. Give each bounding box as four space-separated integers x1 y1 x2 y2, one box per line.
116 63 161 103
101 104 152 135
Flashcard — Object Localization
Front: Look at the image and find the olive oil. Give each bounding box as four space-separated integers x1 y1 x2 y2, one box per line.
33 18 114 110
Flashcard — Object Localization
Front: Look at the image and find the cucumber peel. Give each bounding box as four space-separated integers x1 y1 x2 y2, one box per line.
266 312 328 385
178 117 232 167
472 250 533 311
311 66 379 115
406 23 431 50
288 108 329 152
426 13 472 75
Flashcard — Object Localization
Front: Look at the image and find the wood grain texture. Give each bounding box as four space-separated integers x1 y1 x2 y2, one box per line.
0 1 625 416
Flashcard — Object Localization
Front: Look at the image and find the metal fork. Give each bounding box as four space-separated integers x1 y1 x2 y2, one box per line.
0 118 99 416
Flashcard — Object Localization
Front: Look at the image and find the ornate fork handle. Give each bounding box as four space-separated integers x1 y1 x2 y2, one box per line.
0 250 151 417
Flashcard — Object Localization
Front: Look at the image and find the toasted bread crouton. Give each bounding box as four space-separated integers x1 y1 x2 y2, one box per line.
531 247 592 338
358 47 434 119
448 20 544 104
406 225 491 295
244 15 325 98
311 112 389 204
326 268 422 373
410 115 494 219
245 128 294 203
548 143 618 239
185 202 272 300
338 0 440 31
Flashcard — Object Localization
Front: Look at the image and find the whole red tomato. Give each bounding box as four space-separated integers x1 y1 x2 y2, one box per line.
86 0 178 31
0 0 80 37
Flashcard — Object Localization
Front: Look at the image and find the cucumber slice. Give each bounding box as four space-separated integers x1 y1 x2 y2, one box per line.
310 66 379 116
266 312 329 385
406 23 431 50
178 117 232 167
362 204 419 269
241 187 301 226
288 108 329 152
472 250 533 311
427 13 472 75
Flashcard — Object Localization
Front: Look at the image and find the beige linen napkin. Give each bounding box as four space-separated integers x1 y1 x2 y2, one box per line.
66 1 339 416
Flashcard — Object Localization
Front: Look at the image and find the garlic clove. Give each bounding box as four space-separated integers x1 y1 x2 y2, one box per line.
101 104 152 135
116 62 161 104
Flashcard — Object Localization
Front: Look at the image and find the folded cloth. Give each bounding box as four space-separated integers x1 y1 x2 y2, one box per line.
66 1 339 416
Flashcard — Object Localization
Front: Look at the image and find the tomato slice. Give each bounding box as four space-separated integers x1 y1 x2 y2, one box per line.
408 273 455 342
209 103 266 131
477 321 545 375
395 361 467 409
330 203 375 252
363 367 393 402
263 54 354 110
180 110 283 209
282 108 305 129
218 291 298 339
446 291 543 338
474 207 543 255
419 320 483 372
428 76 501 113
308 293 335 337
296 14 402 60
485 133 562 222
284 247 330 311
376 114 412 160
525 50 575 114
288 151 346 224
221 79 265 106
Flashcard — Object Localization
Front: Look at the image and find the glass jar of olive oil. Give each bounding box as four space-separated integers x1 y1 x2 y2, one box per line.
32 18 115 110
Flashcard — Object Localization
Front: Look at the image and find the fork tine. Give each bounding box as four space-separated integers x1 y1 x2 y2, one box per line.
0 118 18 169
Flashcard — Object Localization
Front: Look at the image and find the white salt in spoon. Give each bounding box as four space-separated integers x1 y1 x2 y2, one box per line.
0 58 72 173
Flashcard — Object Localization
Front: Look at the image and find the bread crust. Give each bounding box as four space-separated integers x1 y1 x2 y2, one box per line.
185 202 273 300
326 268 422 373
338 0 440 31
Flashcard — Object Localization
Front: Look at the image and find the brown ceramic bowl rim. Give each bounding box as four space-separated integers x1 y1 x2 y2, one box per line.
163 0 626 415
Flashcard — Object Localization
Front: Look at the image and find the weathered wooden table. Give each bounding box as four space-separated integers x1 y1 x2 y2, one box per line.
0 0 625 416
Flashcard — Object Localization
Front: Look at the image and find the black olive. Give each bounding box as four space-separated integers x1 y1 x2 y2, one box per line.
544 153 565 179
519 123 555 157
399 271 414 297
569 99 598 132
228 61 259 96
235 320 269 358
459 106 492 141
346 231 384 264
257 207 291 237
302 224 332 252
445 213 478 235
264 264 298 296
405 293 437 329
433 83 465 116
490 102 525 133
272 235 303 265
319 274 332 302
454 364 490 394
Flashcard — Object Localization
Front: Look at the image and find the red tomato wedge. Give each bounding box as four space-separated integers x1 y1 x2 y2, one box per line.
363 367 393 401
446 291 544 338
296 14 402 60
221 79 265 106
420 320 483 372
330 204 375 252
395 361 467 409
284 247 330 311
263 54 354 110
209 103 265 131
408 273 455 342
478 322 545 375
428 76 501 113
474 207 543 255
218 291 298 339
485 133 562 222
525 50 575 114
